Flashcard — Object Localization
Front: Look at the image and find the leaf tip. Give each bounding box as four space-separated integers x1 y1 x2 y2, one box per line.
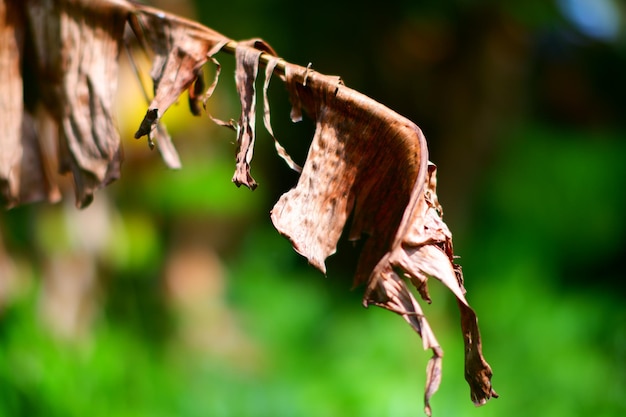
231 173 258 190
135 108 159 139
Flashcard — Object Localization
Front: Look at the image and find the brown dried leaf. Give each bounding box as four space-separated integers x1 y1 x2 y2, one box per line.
231 41 264 189
227 42 301 188
262 57 302 173
0 0 28 207
188 67 205 116
272 63 419 275
24 0 128 208
424 348 443 417
15 111 62 206
271 62 497 414
130 5 230 167
202 53 238 132
231 39 291 189
3 1 495 413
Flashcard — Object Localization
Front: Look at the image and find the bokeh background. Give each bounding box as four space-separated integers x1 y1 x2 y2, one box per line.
1 0 625 415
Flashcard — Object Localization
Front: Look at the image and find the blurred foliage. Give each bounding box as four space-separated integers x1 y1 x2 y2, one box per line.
1 0 626 416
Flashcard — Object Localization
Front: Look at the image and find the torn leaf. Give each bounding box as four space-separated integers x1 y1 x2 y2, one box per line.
129 5 230 167
231 41 266 189
271 62 497 413
3 2 496 414
25 0 128 208
263 56 302 173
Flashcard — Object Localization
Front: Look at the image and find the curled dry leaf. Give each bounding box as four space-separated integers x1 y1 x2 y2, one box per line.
271 63 498 414
128 5 230 168
0 1 58 207
230 40 268 189
29 0 129 208
2 0 127 207
262 57 302 173
2 0 496 414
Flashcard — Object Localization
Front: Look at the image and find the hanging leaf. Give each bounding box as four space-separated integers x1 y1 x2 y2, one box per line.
270 63 497 414
25 0 129 207
231 40 271 189
262 57 302 173
129 5 230 168
0 1 59 207
1 1 496 414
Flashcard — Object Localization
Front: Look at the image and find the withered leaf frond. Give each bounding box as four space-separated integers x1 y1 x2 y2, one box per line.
128 5 230 168
263 57 302 173
271 64 497 414
11 0 129 207
231 40 269 189
1 1 496 414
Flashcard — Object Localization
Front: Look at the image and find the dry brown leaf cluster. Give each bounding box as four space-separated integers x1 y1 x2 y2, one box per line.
1 0 497 414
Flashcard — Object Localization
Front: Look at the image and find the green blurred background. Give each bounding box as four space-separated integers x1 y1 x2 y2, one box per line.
1 0 625 415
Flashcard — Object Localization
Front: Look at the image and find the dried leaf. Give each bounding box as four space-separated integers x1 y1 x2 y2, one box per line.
202 53 237 132
231 42 264 189
2 1 496 413
203 54 238 132
378 163 498 410
228 40 301 188
24 0 128 208
272 63 417 275
0 0 27 206
271 62 497 413
201 56 223 109
424 349 443 417
129 8 228 114
262 57 302 173
130 5 230 167
188 67 205 116
460 299 497 406
16 111 62 206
